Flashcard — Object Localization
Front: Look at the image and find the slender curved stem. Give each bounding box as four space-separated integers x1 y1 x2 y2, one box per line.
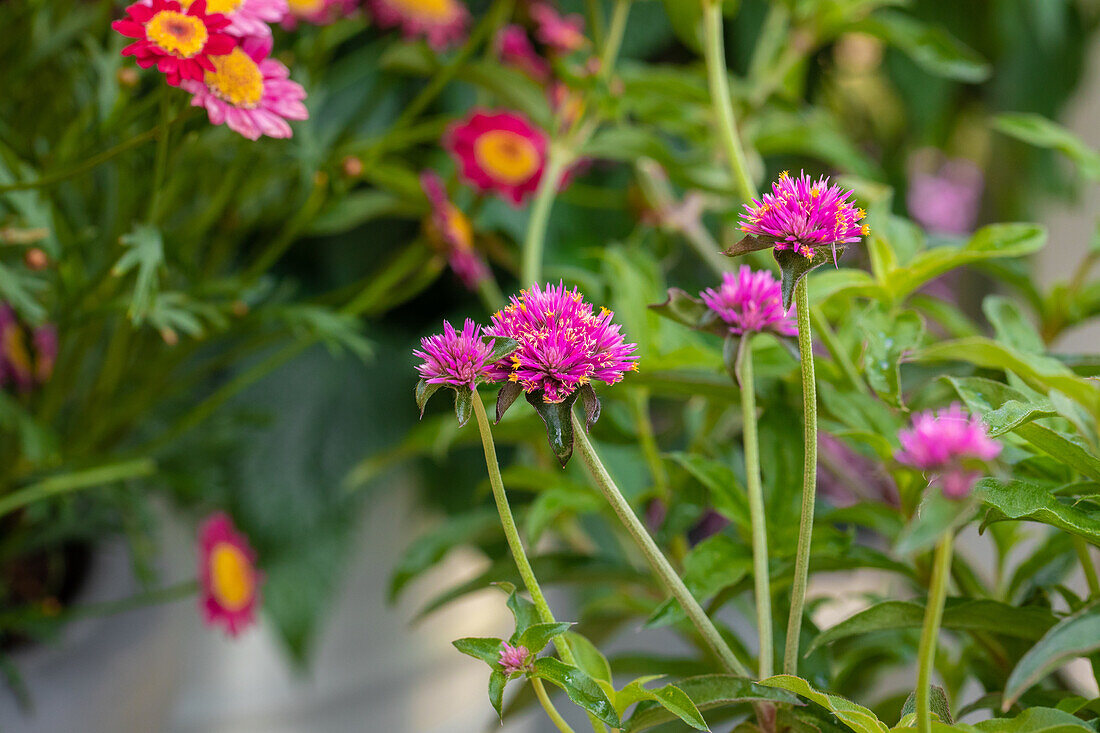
532 677 577 733
738 335 773 679
784 278 817 675
148 90 173 225
1074 537 1100 597
571 411 752 677
0 458 157 520
916 533 954 733
521 149 569 286
600 0 630 73
810 307 867 395
701 0 758 203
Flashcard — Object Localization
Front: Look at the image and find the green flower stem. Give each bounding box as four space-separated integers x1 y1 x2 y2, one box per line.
532 676 577 733
1074 537 1100 597
701 0 758 203
600 0 631 74
148 89 173 225
520 148 570 286
783 278 818 675
916 532 954 733
571 411 752 677
737 335 773 679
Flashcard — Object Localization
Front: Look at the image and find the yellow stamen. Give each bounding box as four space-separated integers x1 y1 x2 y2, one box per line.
181 0 242 13
861 224 870 235
209 542 254 612
288 0 326 12
146 10 208 58
388 0 458 20
474 130 541 185
779 170 789 179
856 208 866 220
205 47 264 109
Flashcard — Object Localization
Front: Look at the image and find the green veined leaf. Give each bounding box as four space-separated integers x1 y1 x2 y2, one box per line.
976 706 1094 733
855 11 991 83
1005 606 1100 708
625 674 801 732
516 622 574 654
614 678 708 731
980 478 1100 548
453 637 504 666
760 675 887 733
532 657 621 727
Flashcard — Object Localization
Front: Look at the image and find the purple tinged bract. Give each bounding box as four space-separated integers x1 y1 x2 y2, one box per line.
414 319 496 389
896 402 1002 498
739 171 867 258
700 266 797 337
487 282 638 404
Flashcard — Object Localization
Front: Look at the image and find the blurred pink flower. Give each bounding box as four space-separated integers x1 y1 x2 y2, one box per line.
445 109 548 206
496 24 550 82
896 403 1001 498
530 2 585 53
280 0 356 28
907 151 984 236
420 171 490 290
199 512 262 637
700 266 797 337
367 0 469 49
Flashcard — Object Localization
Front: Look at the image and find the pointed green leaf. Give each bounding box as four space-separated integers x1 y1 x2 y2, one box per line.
776 247 838 311
526 390 579 467
856 11 990 82
578 383 601 431
453 385 474 427
496 381 523 423
563 632 612 684
626 675 801 732
722 235 773 259
993 113 1100 182
415 379 443 418
977 706 1094 733
650 287 709 331
487 337 520 364
533 657 621 727
724 333 744 385
454 637 505 666
496 583 539 639
980 478 1100 547
517 622 574 654
759 675 887 733
488 669 507 720
899 686 953 725
1004 604 1100 709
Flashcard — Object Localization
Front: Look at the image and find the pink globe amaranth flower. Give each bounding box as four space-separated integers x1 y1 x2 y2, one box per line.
367 0 470 50
112 0 237 87
280 0 357 27
0 304 56 392
896 403 1002 499
446 110 549 206
499 642 530 675
907 150 984 236
199 512 262 637
700 266 797 337
420 171 490 290
181 36 308 140
138 0 288 39
496 24 551 83
487 283 638 404
414 319 496 389
530 2 585 53
738 171 868 259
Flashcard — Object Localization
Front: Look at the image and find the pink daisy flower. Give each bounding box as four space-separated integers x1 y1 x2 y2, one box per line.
281 0 357 27
414 319 496 389
138 0 288 39
367 0 470 50
700 266 797 337
496 24 551 83
445 110 548 206
420 172 490 290
896 403 1002 498
487 282 638 404
498 643 530 675
182 36 308 140
738 170 868 259
112 0 236 87
198 512 262 636
530 2 585 53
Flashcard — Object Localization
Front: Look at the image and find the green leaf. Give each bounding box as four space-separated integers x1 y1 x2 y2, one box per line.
896 490 979 555
856 11 991 83
533 657 621 727
660 0 703 52
389 509 499 601
453 637 505 666
498 582 540 638
113 223 165 324
563 631 612 684
993 113 1100 182
526 390 579 467
1004 604 1100 708
859 307 924 406
759 675 887 733
899 685 953 725
488 669 507 720
980 478 1100 547
0 262 46 324
487 337 520 364
776 247 839 311
723 235 774 259
666 454 749 528
616 678 709 731
644 534 751 628
415 379 443 418
496 381 523 423
976 706 1094 733
983 295 1044 355
453 386 474 427
517 622 574 654
625 675 801 732
945 376 1058 436
578 383 601 431
307 189 420 235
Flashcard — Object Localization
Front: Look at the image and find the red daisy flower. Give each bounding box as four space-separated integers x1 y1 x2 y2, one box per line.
198 512 262 636
112 0 236 87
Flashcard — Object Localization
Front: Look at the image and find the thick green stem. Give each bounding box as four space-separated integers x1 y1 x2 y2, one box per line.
738 336 773 679
521 150 570 286
533 677 577 733
916 533 954 733
784 279 817 675
571 411 752 677
701 0 757 203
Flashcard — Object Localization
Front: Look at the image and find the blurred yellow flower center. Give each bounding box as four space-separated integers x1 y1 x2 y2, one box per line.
146 10 208 58
205 48 264 108
1 326 31 377
210 542 254 611
389 0 455 20
447 206 473 249
180 0 243 13
475 130 540 184
288 0 326 13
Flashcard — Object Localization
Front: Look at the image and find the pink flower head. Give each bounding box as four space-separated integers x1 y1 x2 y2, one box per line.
446 110 548 206
0 304 56 392
739 171 868 259
281 0 356 27
420 171 490 290
896 403 1002 499
182 36 308 140
112 0 236 87
907 150 984 236
138 0 288 39
198 512 262 637
499 642 530 675
414 319 496 389
367 0 470 50
700 266 797 337
487 283 638 404
530 3 585 53
496 25 551 83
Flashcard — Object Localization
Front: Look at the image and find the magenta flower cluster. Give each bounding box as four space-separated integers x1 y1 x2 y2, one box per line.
487 283 638 404
896 403 1002 498
700 266 797 337
498 642 530 675
739 171 868 258
413 319 496 389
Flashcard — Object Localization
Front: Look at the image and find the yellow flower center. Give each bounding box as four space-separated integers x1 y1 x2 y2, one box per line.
205 47 265 108
389 0 456 20
180 0 243 13
146 10 208 58
210 542 254 611
474 130 540 185
2 326 31 377
288 0 326 13
447 206 473 249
